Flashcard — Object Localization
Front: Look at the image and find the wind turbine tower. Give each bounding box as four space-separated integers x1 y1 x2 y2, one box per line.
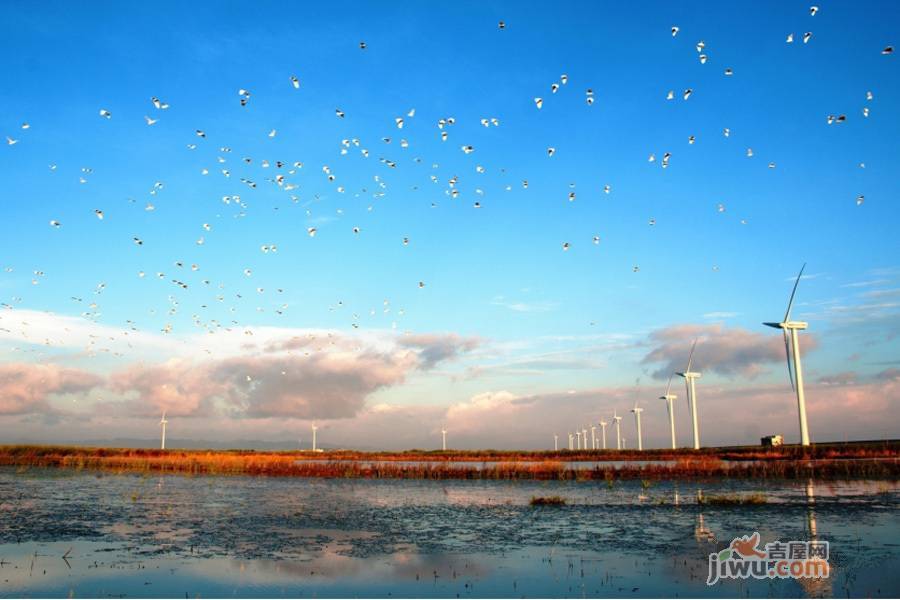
599 420 608 449
631 402 644 451
676 341 702 450
311 423 318 452
568 432 574 450
159 411 168 450
554 434 559 451
659 374 678 449
764 264 812 446
441 427 447 451
590 425 597 450
576 430 582 450
613 411 623 450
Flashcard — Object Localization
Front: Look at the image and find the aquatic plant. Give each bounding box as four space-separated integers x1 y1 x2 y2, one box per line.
530 495 566 506
698 493 768 505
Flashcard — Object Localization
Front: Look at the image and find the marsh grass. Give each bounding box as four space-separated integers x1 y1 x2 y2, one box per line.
0 443 897 481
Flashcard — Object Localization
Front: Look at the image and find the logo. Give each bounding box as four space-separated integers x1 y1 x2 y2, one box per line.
707 532 830 586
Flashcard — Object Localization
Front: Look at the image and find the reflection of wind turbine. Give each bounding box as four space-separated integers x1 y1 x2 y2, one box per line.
695 512 715 542
805 479 817 538
159 411 168 450
441 427 447 451
613 411 623 450
676 340 702 449
659 374 678 449
311 423 318 452
764 264 811 446
631 400 644 451
799 478 832 597
599 420 608 449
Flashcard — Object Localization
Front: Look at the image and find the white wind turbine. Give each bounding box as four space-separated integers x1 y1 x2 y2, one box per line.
613 411 623 450
159 411 168 450
311 423 318 452
676 340 702 450
441 427 447 451
599 420 608 449
659 374 678 449
631 401 644 451
764 263 812 446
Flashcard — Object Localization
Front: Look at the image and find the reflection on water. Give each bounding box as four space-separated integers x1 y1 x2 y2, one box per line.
807 478 819 539
695 513 716 543
294 459 682 470
800 480 833 598
0 467 897 598
293 457 899 471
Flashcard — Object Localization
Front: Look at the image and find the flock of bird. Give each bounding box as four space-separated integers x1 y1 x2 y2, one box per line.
0 7 893 441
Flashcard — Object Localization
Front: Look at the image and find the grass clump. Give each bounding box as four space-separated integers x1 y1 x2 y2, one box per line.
530 495 567 506
698 493 767 506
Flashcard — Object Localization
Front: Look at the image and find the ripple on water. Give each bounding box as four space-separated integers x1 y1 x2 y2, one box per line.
1 468 898 597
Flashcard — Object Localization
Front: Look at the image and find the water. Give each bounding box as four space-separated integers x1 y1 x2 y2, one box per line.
1 467 898 597
293 457 898 471
293 459 680 470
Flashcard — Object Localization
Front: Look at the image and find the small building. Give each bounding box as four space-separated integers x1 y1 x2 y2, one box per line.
761 434 784 447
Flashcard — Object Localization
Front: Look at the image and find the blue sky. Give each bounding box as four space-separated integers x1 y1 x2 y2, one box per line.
0 1 898 448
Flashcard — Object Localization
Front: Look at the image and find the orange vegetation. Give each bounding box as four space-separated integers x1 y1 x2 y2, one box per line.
0 442 898 480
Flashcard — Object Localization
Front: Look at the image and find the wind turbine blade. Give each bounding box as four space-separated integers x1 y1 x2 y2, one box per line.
664 373 673 397
686 339 697 372
784 263 806 322
783 329 795 392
